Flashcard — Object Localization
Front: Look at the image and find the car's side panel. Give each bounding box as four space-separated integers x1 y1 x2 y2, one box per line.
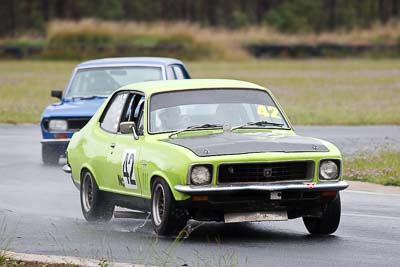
83 124 114 186
68 100 110 185
68 131 83 185
104 134 144 197
68 130 105 188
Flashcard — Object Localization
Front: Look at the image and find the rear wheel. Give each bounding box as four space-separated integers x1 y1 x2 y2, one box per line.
42 144 59 165
151 178 188 235
303 192 341 235
80 170 114 222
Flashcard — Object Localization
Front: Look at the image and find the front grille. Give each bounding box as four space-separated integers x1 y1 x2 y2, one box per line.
218 161 314 184
67 118 90 130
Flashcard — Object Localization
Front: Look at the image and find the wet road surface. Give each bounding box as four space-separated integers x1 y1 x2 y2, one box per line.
1 124 400 266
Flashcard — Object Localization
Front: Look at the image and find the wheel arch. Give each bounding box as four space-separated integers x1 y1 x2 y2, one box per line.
80 164 100 186
150 174 171 194
149 173 188 201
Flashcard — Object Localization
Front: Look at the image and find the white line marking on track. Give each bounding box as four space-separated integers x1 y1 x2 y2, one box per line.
342 212 400 221
346 190 400 197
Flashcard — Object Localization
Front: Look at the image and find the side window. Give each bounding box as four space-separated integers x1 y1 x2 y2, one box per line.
138 113 144 135
172 65 185 79
120 95 136 123
100 93 128 133
120 93 145 135
166 66 175 80
136 97 145 135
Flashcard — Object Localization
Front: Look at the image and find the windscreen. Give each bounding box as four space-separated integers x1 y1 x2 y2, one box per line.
149 88 288 133
66 66 163 97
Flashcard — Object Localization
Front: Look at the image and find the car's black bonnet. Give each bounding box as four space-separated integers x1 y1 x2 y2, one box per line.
162 132 329 157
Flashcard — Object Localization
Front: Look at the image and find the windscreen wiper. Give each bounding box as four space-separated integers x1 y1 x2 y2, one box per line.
231 120 284 131
169 124 223 138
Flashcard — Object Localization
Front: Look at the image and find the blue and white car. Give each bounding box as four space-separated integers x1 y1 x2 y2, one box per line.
40 57 190 164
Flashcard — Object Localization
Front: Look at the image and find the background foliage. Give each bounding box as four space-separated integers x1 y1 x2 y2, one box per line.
1 0 400 36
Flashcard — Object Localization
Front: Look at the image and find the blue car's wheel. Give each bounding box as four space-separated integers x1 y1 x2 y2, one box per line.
42 144 59 165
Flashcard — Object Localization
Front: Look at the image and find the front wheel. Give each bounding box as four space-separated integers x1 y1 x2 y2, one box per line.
151 178 188 235
42 144 59 165
303 192 341 235
80 170 114 222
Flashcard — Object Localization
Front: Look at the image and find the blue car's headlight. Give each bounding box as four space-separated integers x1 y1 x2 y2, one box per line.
48 119 68 131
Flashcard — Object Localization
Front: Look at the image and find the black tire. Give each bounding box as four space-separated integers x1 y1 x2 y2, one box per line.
151 178 188 235
303 192 341 235
42 144 59 165
80 170 114 222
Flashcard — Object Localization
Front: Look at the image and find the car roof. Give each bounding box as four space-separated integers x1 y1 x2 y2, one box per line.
119 79 266 95
76 57 184 68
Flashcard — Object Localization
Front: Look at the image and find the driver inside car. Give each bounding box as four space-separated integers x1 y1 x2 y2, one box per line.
158 107 186 132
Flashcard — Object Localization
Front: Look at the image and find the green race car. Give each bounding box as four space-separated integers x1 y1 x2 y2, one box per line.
64 79 348 235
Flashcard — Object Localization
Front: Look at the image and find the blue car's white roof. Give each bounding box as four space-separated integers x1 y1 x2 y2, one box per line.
77 57 184 68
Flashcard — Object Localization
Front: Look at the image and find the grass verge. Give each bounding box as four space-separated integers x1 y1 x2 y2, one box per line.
0 59 399 124
344 150 400 186
0 258 78 267
0 252 6 266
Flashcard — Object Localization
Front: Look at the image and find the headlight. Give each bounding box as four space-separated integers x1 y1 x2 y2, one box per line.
320 160 339 180
48 119 68 131
190 165 212 185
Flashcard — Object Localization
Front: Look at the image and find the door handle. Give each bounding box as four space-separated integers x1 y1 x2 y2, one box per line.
110 142 116 148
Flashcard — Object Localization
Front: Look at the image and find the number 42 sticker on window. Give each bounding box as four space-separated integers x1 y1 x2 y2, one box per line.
257 105 281 119
122 149 137 189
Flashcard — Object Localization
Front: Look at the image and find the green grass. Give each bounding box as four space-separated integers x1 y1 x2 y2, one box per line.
344 150 400 186
190 59 400 125
0 61 74 123
0 59 400 124
0 253 6 266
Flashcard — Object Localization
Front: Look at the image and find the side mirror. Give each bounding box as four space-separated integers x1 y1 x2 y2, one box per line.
120 121 139 140
51 90 62 99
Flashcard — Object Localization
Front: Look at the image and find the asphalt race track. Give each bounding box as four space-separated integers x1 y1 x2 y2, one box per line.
1 124 400 266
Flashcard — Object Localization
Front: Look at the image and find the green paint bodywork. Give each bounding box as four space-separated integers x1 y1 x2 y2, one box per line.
67 79 342 202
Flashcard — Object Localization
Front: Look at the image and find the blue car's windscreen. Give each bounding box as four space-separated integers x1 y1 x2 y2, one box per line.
66 66 162 97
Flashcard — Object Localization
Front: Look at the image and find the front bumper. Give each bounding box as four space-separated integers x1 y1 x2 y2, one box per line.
40 138 71 145
174 181 349 195
62 164 72 173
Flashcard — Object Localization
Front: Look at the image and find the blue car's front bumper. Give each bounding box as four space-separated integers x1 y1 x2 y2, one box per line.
41 138 71 145
41 130 75 140
41 126 75 154
41 138 71 157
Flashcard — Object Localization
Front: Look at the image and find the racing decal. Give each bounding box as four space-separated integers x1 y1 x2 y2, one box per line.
257 105 281 119
117 175 124 187
121 149 137 189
